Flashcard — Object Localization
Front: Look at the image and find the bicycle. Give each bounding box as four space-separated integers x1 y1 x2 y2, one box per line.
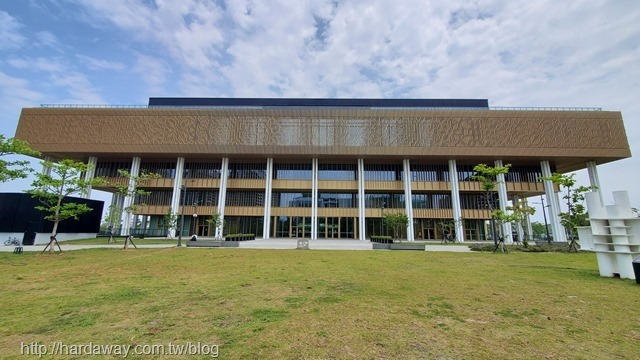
4 237 21 246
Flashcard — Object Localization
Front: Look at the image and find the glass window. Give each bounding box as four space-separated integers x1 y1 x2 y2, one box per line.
364 164 403 181
228 163 267 179
410 164 449 181
273 163 312 180
318 163 357 180
317 192 358 208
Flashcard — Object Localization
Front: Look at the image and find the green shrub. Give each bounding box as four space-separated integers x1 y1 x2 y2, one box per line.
469 243 577 253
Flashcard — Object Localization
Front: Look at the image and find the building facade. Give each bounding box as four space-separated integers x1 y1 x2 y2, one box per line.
15 98 631 242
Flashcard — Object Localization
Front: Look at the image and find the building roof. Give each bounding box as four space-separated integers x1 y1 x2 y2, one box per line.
148 97 489 108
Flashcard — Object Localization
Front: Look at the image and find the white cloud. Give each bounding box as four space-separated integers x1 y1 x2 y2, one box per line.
3 0 640 210
133 53 171 93
35 31 60 48
6 57 67 73
76 54 126 71
0 71 45 108
4 56 105 105
49 72 105 104
0 11 26 50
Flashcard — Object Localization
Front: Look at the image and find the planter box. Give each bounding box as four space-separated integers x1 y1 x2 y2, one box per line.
390 244 425 251
186 241 222 247
372 243 391 250
370 237 394 244
224 234 256 241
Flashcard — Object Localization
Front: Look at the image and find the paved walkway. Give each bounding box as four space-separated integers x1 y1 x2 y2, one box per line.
1 239 472 252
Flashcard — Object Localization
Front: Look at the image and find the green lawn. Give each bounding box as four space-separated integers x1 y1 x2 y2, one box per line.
1 249 638 359
61 237 178 245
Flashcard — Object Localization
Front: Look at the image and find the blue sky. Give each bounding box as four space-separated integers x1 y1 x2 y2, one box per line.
1 0 639 221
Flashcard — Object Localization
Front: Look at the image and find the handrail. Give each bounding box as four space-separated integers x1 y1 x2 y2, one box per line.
39 104 603 111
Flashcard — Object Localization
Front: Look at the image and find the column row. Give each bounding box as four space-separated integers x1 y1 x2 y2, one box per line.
79 157 604 242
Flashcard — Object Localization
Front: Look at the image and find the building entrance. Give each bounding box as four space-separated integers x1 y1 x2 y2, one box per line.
273 216 356 239
197 225 209 237
317 217 355 239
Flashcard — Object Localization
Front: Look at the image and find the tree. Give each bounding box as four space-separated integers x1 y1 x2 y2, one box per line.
508 198 535 245
471 163 511 246
101 204 122 243
113 169 161 249
205 211 224 240
493 199 535 250
163 207 178 238
531 221 548 239
383 213 409 242
0 135 40 183
26 159 105 253
436 219 463 243
540 173 597 251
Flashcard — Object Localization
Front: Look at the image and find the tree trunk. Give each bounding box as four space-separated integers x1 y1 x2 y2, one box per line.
50 220 59 254
124 212 131 250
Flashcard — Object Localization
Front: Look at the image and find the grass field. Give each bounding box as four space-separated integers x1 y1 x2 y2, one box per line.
1 248 638 359
61 237 179 245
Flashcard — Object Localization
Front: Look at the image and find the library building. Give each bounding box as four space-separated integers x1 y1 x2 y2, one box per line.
15 98 631 242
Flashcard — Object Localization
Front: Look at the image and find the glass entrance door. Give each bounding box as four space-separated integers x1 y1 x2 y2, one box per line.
198 225 209 237
291 217 311 238
318 217 340 238
317 217 354 239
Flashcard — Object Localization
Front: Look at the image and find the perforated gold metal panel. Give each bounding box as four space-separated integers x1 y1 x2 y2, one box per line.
16 107 630 173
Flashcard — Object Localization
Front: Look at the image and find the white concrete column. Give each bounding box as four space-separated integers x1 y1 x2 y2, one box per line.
109 193 123 233
122 157 141 236
402 159 415 241
112 193 126 235
82 156 98 198
524 198 533 242
512 195 525 243
495 160 512 243
41 156 53 176
448 160 465 242
311 158 318 240
541 161 566 242
216 158 229 239
357 159 366 240
263 158 273 239
169 157 184 238
554 190 567 240
586 161 604 205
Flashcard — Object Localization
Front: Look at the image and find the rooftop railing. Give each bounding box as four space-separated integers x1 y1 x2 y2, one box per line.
39 104 603 111
490 106 602 111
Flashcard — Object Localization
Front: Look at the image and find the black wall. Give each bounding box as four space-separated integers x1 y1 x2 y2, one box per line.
149 97 489 108
0 193 104 234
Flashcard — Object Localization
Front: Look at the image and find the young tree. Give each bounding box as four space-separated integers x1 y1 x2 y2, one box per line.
102 204 122 243
531 221 549 240
163 207 178 238
540 173 597 252
492 200 536 251
383 213 409 243
436 219 462 243
113 169 161 249
0 135 40 183
205 211 224 240
507 198 536 246
26 159 105 253
471 163 511 246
